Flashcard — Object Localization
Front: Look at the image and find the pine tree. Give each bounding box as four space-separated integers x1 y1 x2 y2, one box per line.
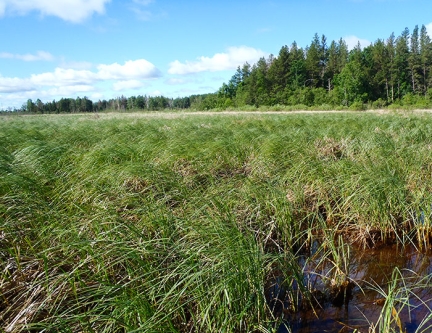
289 42 306 90
267 45 291 103
319 34 329 89
409 25 422 94
420 25 432 95
255 57 271 106
395 28 410 99
337 38 349 72
327 41 338 91
371 39 390 101
386 33 397 102
305 33 321 87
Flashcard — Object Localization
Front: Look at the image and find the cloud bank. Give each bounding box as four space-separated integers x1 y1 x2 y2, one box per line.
168 46 268 75
0 0 110 23
0 59 160 99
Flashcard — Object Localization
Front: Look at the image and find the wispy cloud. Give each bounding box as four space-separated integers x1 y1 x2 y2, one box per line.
131 7 152 21
58 60 93 70
129 0 161 21
0 0 110 23
168 46 268 75
0 50 54 61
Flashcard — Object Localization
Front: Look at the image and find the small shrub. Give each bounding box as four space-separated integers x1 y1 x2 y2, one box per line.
349 101 366 111
372 98 387 109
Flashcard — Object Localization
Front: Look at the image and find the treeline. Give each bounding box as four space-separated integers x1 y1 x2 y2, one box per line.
4 94 207 114
3 24 432 114
195 24 432 110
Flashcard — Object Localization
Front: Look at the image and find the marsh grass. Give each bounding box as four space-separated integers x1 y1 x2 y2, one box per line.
365 267 432 333
2 112 432 332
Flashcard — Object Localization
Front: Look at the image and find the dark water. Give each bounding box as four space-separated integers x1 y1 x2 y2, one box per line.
273 245 432 333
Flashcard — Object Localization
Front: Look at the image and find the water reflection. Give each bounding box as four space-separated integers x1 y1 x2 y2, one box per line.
276 244 432 333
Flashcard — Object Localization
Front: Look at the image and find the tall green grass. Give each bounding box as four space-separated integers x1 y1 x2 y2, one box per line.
1 111 432 332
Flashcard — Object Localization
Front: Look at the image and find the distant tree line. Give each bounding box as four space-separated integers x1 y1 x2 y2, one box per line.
198 24 432 110
2 24 432 114
3 95 204 114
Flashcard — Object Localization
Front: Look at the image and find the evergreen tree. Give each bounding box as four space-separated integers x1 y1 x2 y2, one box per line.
58 98 70 113
255 57 271 106
386 33 397 102
371 39 390 101
420 24 432 95
288 42 306 90
136 95 146 109
337 38 349 73
327 40 338 91
395 28 410 99
267 45 291 103
241 62 251 81
305 33 321 87
409 25 422 94
319 34 329 89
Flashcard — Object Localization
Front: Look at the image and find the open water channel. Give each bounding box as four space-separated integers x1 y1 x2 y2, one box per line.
270 244 432 332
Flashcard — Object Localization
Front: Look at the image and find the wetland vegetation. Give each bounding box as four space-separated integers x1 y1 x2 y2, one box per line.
2 110 432 332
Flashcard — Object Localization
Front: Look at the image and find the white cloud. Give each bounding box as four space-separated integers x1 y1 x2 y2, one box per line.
25 59 160 87
0 58 161 106
97 59 160 80
0 50 54 61
31 68 96 86
168 46 268 75
113 79 145 91
0 0 110 23
0 76 33 93
344 35 372 50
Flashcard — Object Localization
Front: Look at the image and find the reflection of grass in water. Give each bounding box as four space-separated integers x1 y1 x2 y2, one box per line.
1 112 432 331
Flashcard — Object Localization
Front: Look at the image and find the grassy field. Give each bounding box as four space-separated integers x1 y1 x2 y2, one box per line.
1 110 432 332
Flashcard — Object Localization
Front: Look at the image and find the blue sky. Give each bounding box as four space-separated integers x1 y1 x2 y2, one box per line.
1 0 432 109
